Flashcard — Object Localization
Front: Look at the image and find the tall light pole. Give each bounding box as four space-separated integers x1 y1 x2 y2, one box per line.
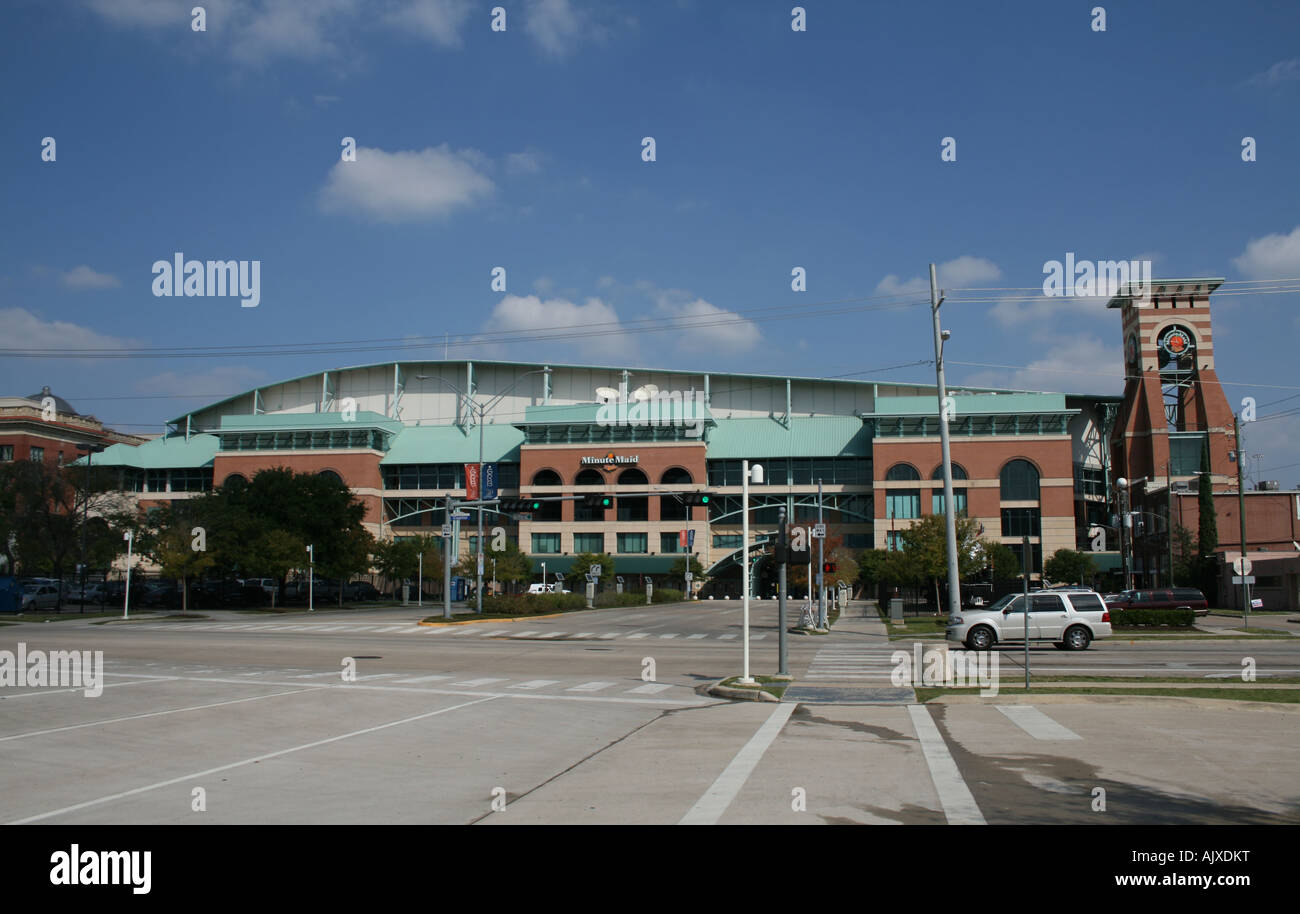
777 504 788 676
739 460 764 685
417 551 423 608
122 530 133 620
816 478 827 628
306 544 314 612
1235 415 1251 629
417 367 551 615
930 263 961 619
1116 477 1147 591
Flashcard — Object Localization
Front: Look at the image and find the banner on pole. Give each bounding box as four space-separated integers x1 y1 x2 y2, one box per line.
464 464 480 501
483 463 498 501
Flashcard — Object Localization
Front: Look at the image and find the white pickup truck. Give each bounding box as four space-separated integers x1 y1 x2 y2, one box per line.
527 583 571 594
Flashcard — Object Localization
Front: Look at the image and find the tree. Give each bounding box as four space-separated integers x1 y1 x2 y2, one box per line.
1171 523 1197 586
1196 439 1218 558
143 504 215 612
570 553 615 587
485 540 531 594
246 529 306 607
668 554 706 596
1043 548 1095 586
899 514 986 610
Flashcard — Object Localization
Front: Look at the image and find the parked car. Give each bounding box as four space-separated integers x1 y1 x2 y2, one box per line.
344 581 382 601
947 589 1113 651
141 582 182 609
1105 588 1208 616
86 580 150 607
20 583 62 612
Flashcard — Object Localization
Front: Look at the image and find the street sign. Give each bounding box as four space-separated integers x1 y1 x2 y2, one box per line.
1233 557 1253 576
450 513 471 521
811 524 826 539
684 572 693 581
1251 598 1263 609
590 564 602 577
1232 575 1256 585
441 524 452 536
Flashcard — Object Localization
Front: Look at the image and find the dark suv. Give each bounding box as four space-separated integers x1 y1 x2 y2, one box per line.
1105 588 1208 615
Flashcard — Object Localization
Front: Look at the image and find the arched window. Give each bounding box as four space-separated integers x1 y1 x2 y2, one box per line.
1000 459 1040 501
617 467 648 485
931 463 968 515
574 468 603 486
317 469 343 485
222 473 248 489
885 463 920 481
660 467 693 521
885 463 920 519
532 469 562 486
574 468 609 521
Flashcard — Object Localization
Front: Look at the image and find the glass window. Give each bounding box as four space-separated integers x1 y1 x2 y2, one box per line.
0 445 12 461
573 532 604 553
532 469 562 486
931 463 968 480
617 496 648 522
790 459 813 485
932 490 967 515
886 463 920 481
886 530 905 551
1030 594 1064 613
1000 459 1040 501
145 469 168 492
574 468 604 486
660 533 685 553
660 494 688 521
712 534 743 549
886 491 920 519
531 533 561 554
1001 508 1041 537
617 467 648 485
30 447 44 462
617 532 647 553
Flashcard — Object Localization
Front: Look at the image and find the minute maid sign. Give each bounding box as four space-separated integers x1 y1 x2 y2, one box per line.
581 453 640 471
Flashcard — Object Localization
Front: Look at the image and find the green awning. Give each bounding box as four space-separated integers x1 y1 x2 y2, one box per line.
529 555 684 575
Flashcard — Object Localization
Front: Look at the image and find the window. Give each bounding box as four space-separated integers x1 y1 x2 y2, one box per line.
1007 542 1042 575
1000 459 1040 501
145 469 168 492
617 532 647 553
617 467 648 485
171 468 214 492
886 463 920 481
0 445 12 461
886 530 905 551
660 533 686 553
1001 508 1041 537
1030 594 1064 613
574 468 603 486
932 490 968 515
531 533 561 554
573 532 605 553
617 495 648 522
30 447 44 462
532 469 562 486
886 491 920 519
713 534 743 549
317 469 343 485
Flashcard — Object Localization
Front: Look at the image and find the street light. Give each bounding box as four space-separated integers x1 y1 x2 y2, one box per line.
739 460 764 685
415 367 551 615
306 544 314 612
122 530 134 620
929 264 961 620
1115 477 1147 590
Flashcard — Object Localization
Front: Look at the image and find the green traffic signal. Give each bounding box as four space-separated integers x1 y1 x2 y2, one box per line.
699 494 709 504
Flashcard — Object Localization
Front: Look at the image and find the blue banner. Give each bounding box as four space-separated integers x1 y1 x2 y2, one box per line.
687 528 696 550
483 462 499 501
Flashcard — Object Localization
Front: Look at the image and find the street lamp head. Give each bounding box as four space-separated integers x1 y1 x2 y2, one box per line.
749 464 764 484
1117 477 1128 488
941 329 951 341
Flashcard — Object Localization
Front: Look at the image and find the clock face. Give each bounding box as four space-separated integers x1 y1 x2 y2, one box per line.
1160 326 1194 358
1125 333 1139 366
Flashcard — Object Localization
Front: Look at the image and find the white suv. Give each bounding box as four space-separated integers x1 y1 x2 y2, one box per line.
946 590 1112 651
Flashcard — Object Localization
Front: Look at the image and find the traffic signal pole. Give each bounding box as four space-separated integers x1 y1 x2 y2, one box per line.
778 505 788 675
817 478 826 628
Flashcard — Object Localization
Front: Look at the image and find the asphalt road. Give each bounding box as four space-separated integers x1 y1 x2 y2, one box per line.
1 601 1296 824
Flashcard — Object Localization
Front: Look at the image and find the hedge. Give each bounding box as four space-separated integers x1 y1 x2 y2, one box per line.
480 592 587 614
1109 608 1195 628
594 592 647 608
652 588 685 604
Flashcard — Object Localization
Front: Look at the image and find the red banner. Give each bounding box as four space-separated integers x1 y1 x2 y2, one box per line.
464 464 480 501
679 529 689 548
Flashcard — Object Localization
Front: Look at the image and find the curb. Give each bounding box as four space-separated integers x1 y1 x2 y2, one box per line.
417 612 568 627
702 678 781 702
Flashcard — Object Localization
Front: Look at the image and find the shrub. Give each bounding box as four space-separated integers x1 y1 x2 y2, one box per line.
652 588 685 604
1109 608 1195 628
594 591 646 608
481 592 586 615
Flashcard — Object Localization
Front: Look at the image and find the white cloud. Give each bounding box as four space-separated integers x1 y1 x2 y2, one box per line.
524 0 583 56
384 0 473 48
228 0 361 65
485 293 624 355
0 308 142 354
875 255 1001 298
136 365 271 399
961 334 1122 394
1232 225 1300 279
531 276 556 294
319 144 495 221
505 150 542 175
60 265 121 290
651 293 761 354
1245 58 1300 88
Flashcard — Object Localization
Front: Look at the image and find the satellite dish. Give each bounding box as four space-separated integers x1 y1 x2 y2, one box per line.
595 386 620 403
631 383 659 401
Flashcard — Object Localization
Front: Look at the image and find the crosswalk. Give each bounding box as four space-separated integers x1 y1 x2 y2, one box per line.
98 659 687 699
130 621 770 642
803 646 900 681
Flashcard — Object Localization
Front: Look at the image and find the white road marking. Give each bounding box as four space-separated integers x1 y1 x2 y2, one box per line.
8 696 499 824
0 677 176 699
353 673 401 681
477 630 511 637
0 688 321 743
907 704 986 825
598 633 618 640
572 632 597 639
452 677 508 687
393 674 452 684
626 683 672 694
658 633 679 639
679 703 797 825
626 633 650 639
510 680 560 690
537 632 565 639
996 705 1082 740
566 681 614 692
687 634 709 640
510 631 541 638
718 634 738 640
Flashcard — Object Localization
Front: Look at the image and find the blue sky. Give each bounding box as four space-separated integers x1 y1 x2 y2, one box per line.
3 0 1299 481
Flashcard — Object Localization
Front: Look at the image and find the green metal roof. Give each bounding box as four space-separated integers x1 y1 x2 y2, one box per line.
72 434 220 469
381 424 524 465
872 393 1071 416
520 401 713 426
216 411 403 434
704 417 871 459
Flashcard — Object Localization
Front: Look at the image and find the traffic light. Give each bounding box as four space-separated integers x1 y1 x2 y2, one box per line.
498 498 543 512
682 492 713 506
822 562 836 574
581 494 613 509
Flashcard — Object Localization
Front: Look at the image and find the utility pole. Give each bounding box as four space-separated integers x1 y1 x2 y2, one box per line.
777 504 788 676
1236 416 1250 630
930 263 961 619
443 495 454 620
816 478 826 628
1166 461 1175 587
